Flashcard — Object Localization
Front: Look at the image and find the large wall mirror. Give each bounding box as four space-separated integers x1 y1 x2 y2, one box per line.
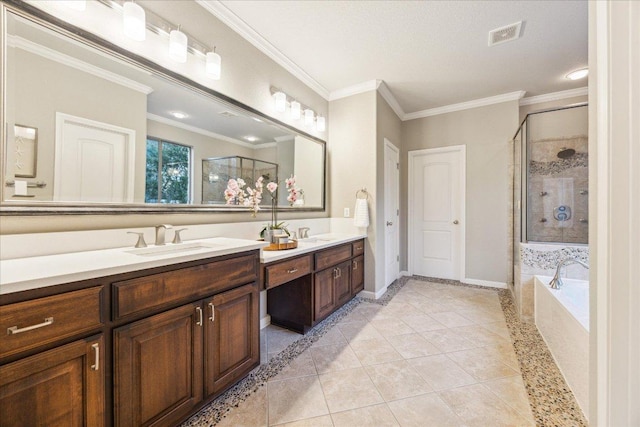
1 4 326 214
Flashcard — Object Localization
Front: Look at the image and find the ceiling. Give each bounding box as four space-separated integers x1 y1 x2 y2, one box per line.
208 0 588 115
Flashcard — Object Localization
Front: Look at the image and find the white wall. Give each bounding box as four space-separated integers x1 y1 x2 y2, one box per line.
402 101 519 284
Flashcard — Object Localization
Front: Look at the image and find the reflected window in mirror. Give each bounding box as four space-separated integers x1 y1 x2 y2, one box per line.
145 138 192 204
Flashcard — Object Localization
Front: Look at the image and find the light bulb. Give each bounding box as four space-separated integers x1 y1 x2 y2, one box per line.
206 50 221 80
169 29 188 63
316 115 326 132
123 2 146 41
291 101 301 120
304 109 314 127
274 91 286 113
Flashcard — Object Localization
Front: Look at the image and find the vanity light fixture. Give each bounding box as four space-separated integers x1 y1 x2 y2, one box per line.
123 1 146 41
169 26 188 63
304 109 315 127
316 115 326 132
206 47 222 80
60 0 87 11
274 91 287 113
290 100 301 120
565 68 588 80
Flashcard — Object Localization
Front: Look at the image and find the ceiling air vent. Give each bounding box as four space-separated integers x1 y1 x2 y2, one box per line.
488 21 523 47
219 111 239 118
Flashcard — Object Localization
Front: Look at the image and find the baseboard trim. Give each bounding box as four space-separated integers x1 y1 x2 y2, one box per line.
359 286 389 300
260 315 271 329
462 278 508 289
400 270 410 276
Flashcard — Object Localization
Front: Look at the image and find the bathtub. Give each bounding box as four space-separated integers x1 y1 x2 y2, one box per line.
534 275 589 420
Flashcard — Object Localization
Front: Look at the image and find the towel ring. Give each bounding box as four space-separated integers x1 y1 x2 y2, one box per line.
356 188 370 200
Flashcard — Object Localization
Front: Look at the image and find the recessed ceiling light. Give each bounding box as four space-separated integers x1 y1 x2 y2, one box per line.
170 111 188 119
566 68 589 80
244 136 258 142
252 117 263 123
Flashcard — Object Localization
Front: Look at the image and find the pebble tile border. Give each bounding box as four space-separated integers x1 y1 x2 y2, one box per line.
182 275 587 426
529 153 588 176
521 246 589 269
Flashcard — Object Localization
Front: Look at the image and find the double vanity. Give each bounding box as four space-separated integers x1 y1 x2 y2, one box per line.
0 233 365 427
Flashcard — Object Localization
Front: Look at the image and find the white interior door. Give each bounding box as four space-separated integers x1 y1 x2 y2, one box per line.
54 113 135 202
409 146 465 280
384 140 400 287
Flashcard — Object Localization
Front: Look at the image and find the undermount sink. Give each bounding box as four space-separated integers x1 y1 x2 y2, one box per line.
298 235 339 243
125 242 222 257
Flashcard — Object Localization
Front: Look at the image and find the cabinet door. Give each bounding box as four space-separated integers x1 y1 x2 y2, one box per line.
0 334 105 427
205 282 259 397
334 261 352 306
314 267 336 321
351 255 365 295
114 303 203 427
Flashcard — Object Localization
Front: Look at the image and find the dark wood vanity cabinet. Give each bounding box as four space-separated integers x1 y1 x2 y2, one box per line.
267 239 365 333
1 249 260 427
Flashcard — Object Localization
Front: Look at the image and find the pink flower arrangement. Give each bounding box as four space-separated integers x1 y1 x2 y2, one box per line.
285 175 304 206
225 176 273 217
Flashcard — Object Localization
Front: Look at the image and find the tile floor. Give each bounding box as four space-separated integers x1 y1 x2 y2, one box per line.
213 280 536 426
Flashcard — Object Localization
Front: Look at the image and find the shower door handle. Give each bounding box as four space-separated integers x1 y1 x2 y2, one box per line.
453 220 459 225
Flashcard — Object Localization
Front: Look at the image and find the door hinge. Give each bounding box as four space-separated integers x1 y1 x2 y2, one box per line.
396 162 399 170
396 209 399 216
396 255 400 262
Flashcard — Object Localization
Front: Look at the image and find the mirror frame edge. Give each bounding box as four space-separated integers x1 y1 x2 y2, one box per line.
0 0 327 216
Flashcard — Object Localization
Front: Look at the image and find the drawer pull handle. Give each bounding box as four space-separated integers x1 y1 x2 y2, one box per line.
7 317 54 335
208 303 215 322
355 246 363 251
91 343 100 371
353 261 358 270
196 307 203 326
287 268 299 274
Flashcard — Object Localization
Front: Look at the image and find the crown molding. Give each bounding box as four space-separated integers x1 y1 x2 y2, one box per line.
147 113 276 149
328 80 380 101
8 34 154 94
519 87 588 106
377 81 406 120
196 0 330 100
404 90 526 121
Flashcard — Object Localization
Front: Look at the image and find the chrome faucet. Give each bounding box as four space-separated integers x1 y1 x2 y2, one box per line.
154 224 173 246
549 257 589 289
298 227 310 239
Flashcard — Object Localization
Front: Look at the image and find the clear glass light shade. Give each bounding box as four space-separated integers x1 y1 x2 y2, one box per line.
290 101 301 119
123 2 146 41
316 115 326 132
169 29 188 63
60 1 86 11
206 51 222 80
304 109 315 127
274 92 287 113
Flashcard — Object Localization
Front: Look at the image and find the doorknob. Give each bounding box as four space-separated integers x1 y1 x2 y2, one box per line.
386 221 393 226
453 220 459 224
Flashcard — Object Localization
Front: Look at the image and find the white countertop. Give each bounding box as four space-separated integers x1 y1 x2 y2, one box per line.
0 237 267 295
260 233 366 264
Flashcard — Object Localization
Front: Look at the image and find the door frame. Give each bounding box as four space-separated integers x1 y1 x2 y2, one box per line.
54 112 136 202
408 145 466 280
384 138 400 286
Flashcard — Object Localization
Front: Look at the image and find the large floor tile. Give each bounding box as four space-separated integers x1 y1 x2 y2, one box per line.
364 359 433 401
269 350 317 382
216 386 268 427
408 354 477 391
349 337 403 366
429 311 477 328
337 321 385 342
438 383 535 427
483 375 534 420
330 403 399 427
398 313 447 332
311 328 348 348
447 347 519 381
318 367 384 413
309 343 361 374
452 324 511 347
267 326 303 354
387 393 464 427
369 318 416 337
272 415 334 427
267 376 329 425
457 308 506 324
420 328 478 353
386 332 442 359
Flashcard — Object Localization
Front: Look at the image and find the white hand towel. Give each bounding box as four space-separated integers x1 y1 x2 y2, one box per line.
353 198 370 228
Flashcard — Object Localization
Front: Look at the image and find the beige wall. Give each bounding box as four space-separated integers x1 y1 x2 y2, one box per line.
2 1 329 234
328 91 377 291
401 101 519 283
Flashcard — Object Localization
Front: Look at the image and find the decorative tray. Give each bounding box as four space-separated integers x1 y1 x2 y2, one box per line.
263 240 298 251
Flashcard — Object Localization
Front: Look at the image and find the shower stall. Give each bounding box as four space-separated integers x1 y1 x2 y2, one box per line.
511 103 589 321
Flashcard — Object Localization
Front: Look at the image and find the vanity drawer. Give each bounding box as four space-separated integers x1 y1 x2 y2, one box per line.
265 255 312 289
0 286 104 359
315 244 352 271
113 253 257 320
352 240 365 256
